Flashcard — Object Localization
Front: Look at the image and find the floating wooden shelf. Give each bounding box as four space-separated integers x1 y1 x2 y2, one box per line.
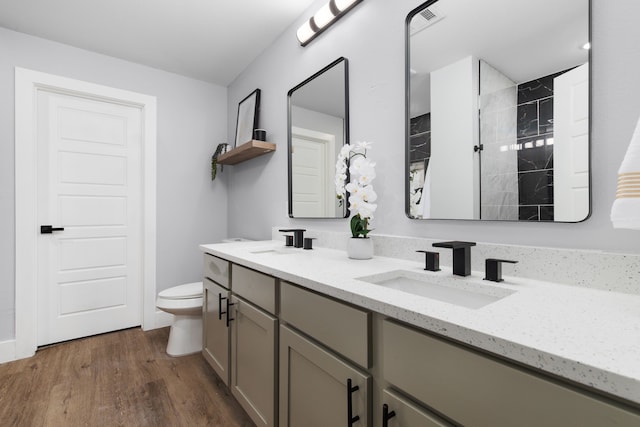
217 140 276 165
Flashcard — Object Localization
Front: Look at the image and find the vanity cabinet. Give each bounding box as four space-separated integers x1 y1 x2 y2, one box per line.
280 281 370 369
203 279 231 385
202 258 278 427
279 281 371 426
229 264 278 427
201 250 640 427
382 319 640 427
230 295 277 427
202 254 231 386
279 324 371 427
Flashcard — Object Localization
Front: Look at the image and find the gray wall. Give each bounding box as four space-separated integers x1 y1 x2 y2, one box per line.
0 27 229 341
226 0 640 254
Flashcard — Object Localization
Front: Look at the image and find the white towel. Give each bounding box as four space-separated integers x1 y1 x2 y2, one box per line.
611 115 640 229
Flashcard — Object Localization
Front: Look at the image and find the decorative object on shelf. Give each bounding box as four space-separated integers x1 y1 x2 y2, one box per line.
611 113 640 229
297 0 364 46
253 128 266 141
234 88 261 148
211 143 229 181
336 141 377 259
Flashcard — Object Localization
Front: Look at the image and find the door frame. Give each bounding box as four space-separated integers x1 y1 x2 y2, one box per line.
14 67 157 359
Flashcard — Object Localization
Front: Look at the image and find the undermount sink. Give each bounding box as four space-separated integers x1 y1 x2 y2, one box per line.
356 270 515 309
249 247 295 255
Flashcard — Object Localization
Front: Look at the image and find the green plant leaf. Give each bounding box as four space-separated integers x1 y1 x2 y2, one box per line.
211 143 229 181
350 214 370 238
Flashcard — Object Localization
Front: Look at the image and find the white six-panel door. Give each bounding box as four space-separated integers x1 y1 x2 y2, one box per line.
36 90 143 346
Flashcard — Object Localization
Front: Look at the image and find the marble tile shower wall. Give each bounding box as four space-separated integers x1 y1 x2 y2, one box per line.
409 113 430 164
479 60 518 220
516 70 569 221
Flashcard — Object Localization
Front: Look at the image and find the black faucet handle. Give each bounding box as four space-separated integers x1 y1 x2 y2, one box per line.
303 237 316 250
484 258 518 282
282 235 294 246
416 250 440 272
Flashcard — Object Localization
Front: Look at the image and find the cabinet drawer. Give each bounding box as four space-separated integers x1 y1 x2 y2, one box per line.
280 281 370 369
382 388 453 427
383 319 640 427
204 253 230 288
232 264 277 314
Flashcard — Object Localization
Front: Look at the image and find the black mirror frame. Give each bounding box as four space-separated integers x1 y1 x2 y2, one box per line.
404 0 592 223
287 56 350 219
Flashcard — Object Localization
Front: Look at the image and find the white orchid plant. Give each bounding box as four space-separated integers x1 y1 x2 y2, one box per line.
335 141 377 238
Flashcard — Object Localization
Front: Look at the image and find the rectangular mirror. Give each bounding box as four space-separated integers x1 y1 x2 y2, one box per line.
406 0 590 222
288 57 349 218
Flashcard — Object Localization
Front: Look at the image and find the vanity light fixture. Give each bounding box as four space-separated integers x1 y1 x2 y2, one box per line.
297 0 363 46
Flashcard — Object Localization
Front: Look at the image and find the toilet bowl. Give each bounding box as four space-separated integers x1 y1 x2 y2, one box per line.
156 282 203 357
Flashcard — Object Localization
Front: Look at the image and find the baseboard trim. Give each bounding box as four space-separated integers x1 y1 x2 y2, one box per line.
0 339 16 364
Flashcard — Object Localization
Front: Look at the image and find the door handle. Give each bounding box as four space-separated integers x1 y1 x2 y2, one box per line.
40 225 65 234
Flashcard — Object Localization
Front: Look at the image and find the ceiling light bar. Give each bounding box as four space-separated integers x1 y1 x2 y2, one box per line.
297 0 363 46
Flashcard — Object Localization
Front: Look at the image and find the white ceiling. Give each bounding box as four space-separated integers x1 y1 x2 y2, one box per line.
410 0 589 84
0 0 317 86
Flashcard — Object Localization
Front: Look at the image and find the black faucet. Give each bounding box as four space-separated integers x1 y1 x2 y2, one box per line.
279 229 306 248
432 241 476 276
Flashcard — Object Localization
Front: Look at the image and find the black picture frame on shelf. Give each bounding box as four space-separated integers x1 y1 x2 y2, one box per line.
234 88 261 148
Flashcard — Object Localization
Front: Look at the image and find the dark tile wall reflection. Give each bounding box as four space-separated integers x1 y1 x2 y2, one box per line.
516 69 569 221
410 113 431 163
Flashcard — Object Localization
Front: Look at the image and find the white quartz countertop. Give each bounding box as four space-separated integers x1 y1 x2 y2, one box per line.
200 240 640 405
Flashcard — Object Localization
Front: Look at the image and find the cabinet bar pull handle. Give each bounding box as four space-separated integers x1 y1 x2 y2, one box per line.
347 378 360 426
225 297 235 327
382 404 396 427
218 293 227 320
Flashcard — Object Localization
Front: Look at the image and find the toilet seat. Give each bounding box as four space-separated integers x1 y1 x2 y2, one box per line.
158 282 202 299
156 282 203 311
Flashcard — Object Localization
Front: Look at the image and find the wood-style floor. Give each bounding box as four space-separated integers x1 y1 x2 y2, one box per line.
0 327 256 426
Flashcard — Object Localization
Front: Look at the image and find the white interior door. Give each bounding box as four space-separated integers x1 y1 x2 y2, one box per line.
291 128 335 217
553 62 589 222
36 90 143 346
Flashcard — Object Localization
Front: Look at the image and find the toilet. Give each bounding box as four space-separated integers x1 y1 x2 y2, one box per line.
156 282 204 357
